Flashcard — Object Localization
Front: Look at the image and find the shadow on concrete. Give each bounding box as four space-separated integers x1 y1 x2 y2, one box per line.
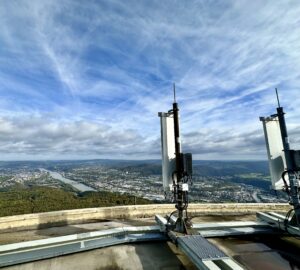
134 242 188 270
212 234 300 270
191 213 256 223
36 211 92 237
114 218 156 227
36 224 93 237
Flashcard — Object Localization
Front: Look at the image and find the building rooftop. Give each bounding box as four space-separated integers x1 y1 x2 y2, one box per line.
0 204 299 270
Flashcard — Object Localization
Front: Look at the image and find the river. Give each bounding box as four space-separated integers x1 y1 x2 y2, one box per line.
252 191 262 203
40 169 96 192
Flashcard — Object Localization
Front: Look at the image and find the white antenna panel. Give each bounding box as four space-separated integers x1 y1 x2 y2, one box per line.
159 112 176 191
261 116 286 190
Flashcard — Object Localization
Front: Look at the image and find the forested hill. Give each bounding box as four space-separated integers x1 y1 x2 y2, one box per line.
116 160 269 176
192 160 269 176
0 186 151 217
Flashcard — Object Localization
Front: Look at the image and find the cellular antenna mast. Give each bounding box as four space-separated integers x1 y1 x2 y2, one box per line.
158 85 192 234
260 88 300 229
275 88 281 108
173 83 176 103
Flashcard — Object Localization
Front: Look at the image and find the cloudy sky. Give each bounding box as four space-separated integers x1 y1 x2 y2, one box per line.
0 0 300 160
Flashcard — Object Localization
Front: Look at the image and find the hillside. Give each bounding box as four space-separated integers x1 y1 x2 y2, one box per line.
0 186 151 217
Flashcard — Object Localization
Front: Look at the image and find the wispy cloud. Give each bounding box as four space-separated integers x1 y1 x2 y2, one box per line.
0 0 300 159
0 115 155 160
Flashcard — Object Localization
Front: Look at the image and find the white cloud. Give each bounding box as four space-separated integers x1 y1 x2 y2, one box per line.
0 0 300 159
0 115 156 159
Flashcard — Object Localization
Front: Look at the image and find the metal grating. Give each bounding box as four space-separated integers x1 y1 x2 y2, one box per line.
177 235 227 260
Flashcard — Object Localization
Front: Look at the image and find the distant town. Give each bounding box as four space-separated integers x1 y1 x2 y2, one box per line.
0 160 288 204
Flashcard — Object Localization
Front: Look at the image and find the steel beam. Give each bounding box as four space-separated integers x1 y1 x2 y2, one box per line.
194 221 277 237
257 211 300 236
0 218 276 269
0 226 167 268
177 235 244 270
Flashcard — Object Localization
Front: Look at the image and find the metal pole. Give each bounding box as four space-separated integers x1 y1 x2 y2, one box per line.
172 84 186 233
277 106 300 225
173 101 185 231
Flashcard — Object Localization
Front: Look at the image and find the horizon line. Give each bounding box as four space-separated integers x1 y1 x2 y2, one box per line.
0 158 268 162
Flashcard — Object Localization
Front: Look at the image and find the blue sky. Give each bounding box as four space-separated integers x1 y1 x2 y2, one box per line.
0 0 300 160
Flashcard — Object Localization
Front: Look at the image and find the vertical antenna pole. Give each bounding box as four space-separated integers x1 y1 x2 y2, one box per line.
275 88 281 108
173 83 176 103
172 84 186 233
276 89 300 227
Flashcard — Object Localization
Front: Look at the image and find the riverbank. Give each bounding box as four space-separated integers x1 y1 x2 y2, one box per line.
40 168 96 192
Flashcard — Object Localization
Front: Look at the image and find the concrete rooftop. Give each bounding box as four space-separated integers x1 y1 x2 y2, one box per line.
0 204 299 270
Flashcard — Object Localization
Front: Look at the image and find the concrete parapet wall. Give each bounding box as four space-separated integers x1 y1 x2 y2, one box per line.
0 203 291 232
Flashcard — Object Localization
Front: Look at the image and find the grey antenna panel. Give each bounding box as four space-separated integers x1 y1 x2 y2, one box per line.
158 112 176 191
261 116 286 190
